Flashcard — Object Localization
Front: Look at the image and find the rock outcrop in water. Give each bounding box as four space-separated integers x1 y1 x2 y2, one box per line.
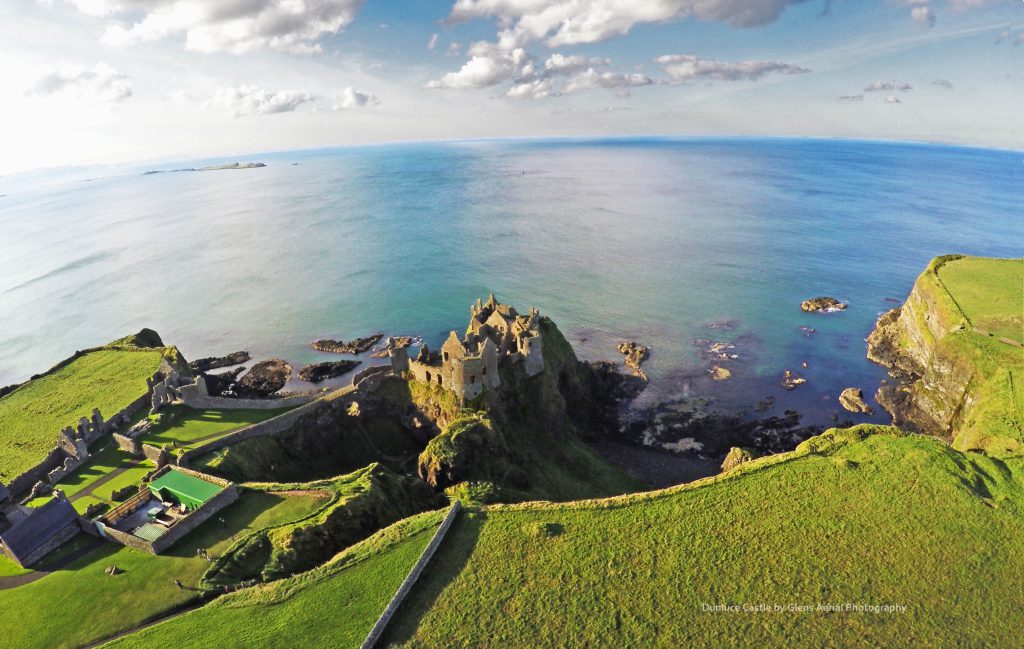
312 334 384 355
839 388 874 414
236 359 292 396
617 341 649 377
189 351 250 372
721 446 760 472
298 360 361 383
801 296 847 312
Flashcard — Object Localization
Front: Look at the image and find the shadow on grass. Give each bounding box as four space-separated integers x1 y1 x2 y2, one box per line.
161 491 287 559
379 510 486 646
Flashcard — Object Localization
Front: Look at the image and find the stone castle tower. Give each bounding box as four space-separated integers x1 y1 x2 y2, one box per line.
390 294 544 400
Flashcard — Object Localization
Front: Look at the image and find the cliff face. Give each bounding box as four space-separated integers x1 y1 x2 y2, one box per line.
867 255 1022 456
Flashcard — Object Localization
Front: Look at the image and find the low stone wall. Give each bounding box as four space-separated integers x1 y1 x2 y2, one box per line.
151 485 238 554
361 501 462 649
353 365 393 391
113 432 142 456
8 447 65 499
176 386 359 467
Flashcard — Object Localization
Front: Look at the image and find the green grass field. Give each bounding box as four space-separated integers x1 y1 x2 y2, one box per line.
937 256 1023 342
105 511 444 649
375 426 1024 648
143 405 293 450
0 489 328 649
0 349 163 481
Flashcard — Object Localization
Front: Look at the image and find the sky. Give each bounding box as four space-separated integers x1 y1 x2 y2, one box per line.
0 0 1021 174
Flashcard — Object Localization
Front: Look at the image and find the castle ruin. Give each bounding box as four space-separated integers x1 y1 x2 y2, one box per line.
388 294 545 401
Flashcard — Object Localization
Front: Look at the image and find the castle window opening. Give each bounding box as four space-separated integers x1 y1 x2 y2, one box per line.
425 371 432 383
470 376 476 384
437 375 443 385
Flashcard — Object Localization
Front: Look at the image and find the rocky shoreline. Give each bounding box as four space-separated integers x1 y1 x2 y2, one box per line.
312 334 384 355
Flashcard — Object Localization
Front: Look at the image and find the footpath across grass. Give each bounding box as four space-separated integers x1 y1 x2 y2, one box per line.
0 489 328 649
0 349 163 481
104 511 443 649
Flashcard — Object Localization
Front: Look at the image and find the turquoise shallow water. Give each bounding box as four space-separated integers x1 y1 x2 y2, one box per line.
1 137 1021 426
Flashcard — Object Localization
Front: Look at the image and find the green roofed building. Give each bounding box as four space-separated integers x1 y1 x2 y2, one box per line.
149 469 224 510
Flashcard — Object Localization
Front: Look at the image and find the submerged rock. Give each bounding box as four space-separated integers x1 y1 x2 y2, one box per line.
710 365 732 381
298 360 361 383
781 370 807 390
801 296 848 312
839 387 874 414
312 334 384 355
236 359 292 396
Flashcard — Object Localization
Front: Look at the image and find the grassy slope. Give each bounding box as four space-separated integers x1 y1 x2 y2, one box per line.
0 349 163 480
383 427 1024 648
203 463 439 586
105 511 444 649
0 490 328 649
937 257 1022 342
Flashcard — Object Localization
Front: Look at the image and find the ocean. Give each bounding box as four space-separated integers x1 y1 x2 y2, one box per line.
1 136 1021 427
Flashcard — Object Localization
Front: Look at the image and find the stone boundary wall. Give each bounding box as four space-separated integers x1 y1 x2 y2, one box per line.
361 501 462 649
176 386 360 467
7 447 66 499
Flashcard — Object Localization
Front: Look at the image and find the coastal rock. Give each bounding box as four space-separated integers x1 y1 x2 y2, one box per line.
312 333 384 355
203 367 246 397
298 360 361 383
189 351 251 372
710 365 732 381
839 387 874 414
721 447 760 472
236 359 292 396
801 297 848 313
617 341 650 376
781 370 807 390
370 336 420 359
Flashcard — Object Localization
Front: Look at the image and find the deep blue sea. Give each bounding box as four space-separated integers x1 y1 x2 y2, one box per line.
1 137 1021 427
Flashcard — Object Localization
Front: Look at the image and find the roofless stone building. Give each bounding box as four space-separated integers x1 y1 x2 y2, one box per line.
388 294 545 401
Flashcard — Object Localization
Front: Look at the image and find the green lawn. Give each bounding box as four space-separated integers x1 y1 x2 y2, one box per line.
377 426 1024 648
938 256 1023 342
143 406 293 451
27 443 154 514
105 511 444 649
0 489 328 649
0 349 163 481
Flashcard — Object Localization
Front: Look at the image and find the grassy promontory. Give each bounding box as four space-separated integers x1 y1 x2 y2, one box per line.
867 255 1023 456
0 331 180 481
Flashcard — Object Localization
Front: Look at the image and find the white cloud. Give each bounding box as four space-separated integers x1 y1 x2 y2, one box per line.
427 43 531 89
27 62 132 103
655 54 809 82
209 84 318 117
447 0 809 48
506 78 555 99
544 53 609 75
446 42 462 56
838 94 864 101
864 80 913 92
71 0 365 54
884 95 902 104
910 6 935 27
333 86 378 109
428 33 439 50
564 68 652 93
931 79 953 89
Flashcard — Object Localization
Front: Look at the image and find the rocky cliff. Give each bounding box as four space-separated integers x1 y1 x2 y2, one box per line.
867 255 1022 456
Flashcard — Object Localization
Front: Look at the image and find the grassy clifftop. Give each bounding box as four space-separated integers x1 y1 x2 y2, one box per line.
380 426 1024 647
0 331 183 481
868 255 1022 456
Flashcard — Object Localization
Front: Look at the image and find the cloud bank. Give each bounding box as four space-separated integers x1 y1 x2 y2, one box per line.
27 62 132 103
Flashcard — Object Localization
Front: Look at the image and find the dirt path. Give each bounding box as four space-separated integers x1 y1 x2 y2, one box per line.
0 536 105 590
